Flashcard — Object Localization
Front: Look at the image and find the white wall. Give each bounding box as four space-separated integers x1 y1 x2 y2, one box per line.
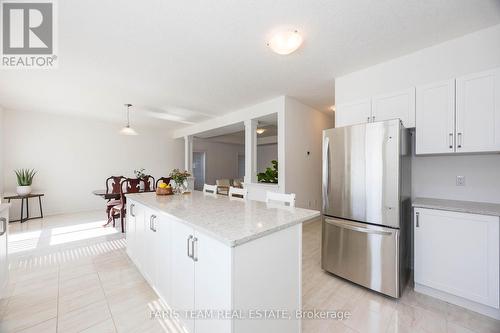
335 24 500 203
284 97 334 209
193 139 245 185
2 110 184 217
0 108 3 199
257 143 277 173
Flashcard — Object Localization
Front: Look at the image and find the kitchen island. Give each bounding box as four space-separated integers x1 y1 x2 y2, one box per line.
125 191 320 333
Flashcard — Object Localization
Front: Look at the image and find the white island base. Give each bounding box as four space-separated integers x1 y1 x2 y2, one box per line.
125 192 320 333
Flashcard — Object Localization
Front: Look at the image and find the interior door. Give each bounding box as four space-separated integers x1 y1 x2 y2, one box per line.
171 219 195 333
194 231 232 333
456 68 500 153
416 79 456 154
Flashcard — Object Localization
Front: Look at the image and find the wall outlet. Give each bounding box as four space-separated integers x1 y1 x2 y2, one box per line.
456 176 466 186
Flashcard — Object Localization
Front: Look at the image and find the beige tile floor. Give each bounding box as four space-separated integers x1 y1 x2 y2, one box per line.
0 211 499 333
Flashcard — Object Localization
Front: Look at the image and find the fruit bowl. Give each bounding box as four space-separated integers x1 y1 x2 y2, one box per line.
156 186 173 195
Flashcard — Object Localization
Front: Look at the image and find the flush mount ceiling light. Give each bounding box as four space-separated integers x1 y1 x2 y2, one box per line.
256 128 266 135
120 103 138 135
267 30 303 55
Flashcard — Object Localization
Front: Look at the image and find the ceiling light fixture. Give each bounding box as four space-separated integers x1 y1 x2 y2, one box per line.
256 128 266 135
267 30 303 55
330 105 336 112
120 104 138 135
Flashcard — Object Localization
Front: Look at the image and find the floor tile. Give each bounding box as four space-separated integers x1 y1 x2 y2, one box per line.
57 299 111 333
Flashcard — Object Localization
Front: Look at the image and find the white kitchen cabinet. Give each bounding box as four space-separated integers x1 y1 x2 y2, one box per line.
142 208 158 286
0 207 8 299
155 214 172 307
170 218 195 333
335 99 371 127
456 68 500 153
372 88 416 127
126 201 144 268
416 79 456 154
414 208 499 310
194 230 232 333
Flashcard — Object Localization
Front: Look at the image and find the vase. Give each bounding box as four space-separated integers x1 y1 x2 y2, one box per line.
173 180 187 195
16 186 32 196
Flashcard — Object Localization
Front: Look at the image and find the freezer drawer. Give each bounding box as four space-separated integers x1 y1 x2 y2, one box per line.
321 217 401 297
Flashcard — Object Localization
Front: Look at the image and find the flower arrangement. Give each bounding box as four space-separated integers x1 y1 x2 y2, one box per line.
169 169 191 194
134 168 146 179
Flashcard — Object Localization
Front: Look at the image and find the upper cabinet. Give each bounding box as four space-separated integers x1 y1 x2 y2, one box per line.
335 89 415 128
416 79 456 154
415 67 500 155
335 99 371 127
456 68 500 153
372 88 416 127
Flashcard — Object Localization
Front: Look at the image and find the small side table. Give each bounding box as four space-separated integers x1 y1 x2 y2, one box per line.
3 193 44 223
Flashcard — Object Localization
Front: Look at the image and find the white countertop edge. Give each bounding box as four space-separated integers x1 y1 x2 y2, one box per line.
127 195 321 247
412 197 500 217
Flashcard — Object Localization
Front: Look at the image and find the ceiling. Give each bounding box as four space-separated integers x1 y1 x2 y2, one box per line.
1 0 499 127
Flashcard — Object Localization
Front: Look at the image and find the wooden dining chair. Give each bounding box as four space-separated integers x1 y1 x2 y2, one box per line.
105 176 125 216
109 178 145 232
265 191 296 207
203 184 218 194
228 186 247 199
156 177 171 188
142 175 155 191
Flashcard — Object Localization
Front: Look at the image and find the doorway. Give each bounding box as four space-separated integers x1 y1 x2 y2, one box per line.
193 152 206 191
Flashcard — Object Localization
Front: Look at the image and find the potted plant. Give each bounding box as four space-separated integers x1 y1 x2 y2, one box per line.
15 169 37 196
169 169 191 194
134 168 147 190
257 160 278 183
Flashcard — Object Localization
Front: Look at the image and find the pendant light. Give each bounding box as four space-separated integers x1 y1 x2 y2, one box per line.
120 103 138 135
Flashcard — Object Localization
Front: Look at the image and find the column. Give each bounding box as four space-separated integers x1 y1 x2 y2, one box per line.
244 119 257 184
184 135 193 173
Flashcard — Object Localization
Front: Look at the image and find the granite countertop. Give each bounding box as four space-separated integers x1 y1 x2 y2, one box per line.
127 191 320 247
413 197 500 217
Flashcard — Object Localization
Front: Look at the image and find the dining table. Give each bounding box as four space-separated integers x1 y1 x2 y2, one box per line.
92 189 121 200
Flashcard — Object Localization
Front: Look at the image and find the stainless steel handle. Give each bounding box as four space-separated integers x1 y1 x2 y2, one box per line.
367 116 371 123
0 217 6 236
322 136 330 211
130 204 135 217
325 218 392 236
448 133 453 149
150 215 157 232
457 132 462 148
372 116 375 122
187 235 193 258
416 212 420 228
192 237 198 262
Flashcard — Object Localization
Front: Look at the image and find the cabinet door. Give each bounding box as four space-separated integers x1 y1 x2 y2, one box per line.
415 208 499 308
0 210 8 296
171 219 195 333
155 215 172 306
335 99 371 127
416 80 456 154
125 201 137 262
129 202 145 270
142 209 158 287
456 68 500 153
194 231 232 333
372 88 416 127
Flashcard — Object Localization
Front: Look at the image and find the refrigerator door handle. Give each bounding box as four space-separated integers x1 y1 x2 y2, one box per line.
325 218 393 236
322 136 330 211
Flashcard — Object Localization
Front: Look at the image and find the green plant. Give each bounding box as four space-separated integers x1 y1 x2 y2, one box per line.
257 160 278 183
15 169 37 186
169 169 191 187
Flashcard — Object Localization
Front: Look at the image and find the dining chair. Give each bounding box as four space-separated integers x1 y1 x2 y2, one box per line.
109 178 145 232
105 176 125 216
216 179 230 195
142 175 155 191
265 191 296 207
156 177 171 188
228 186 247 199
203 184 218 194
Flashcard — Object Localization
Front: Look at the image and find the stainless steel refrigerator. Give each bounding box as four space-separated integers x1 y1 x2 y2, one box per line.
321 119 411 298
